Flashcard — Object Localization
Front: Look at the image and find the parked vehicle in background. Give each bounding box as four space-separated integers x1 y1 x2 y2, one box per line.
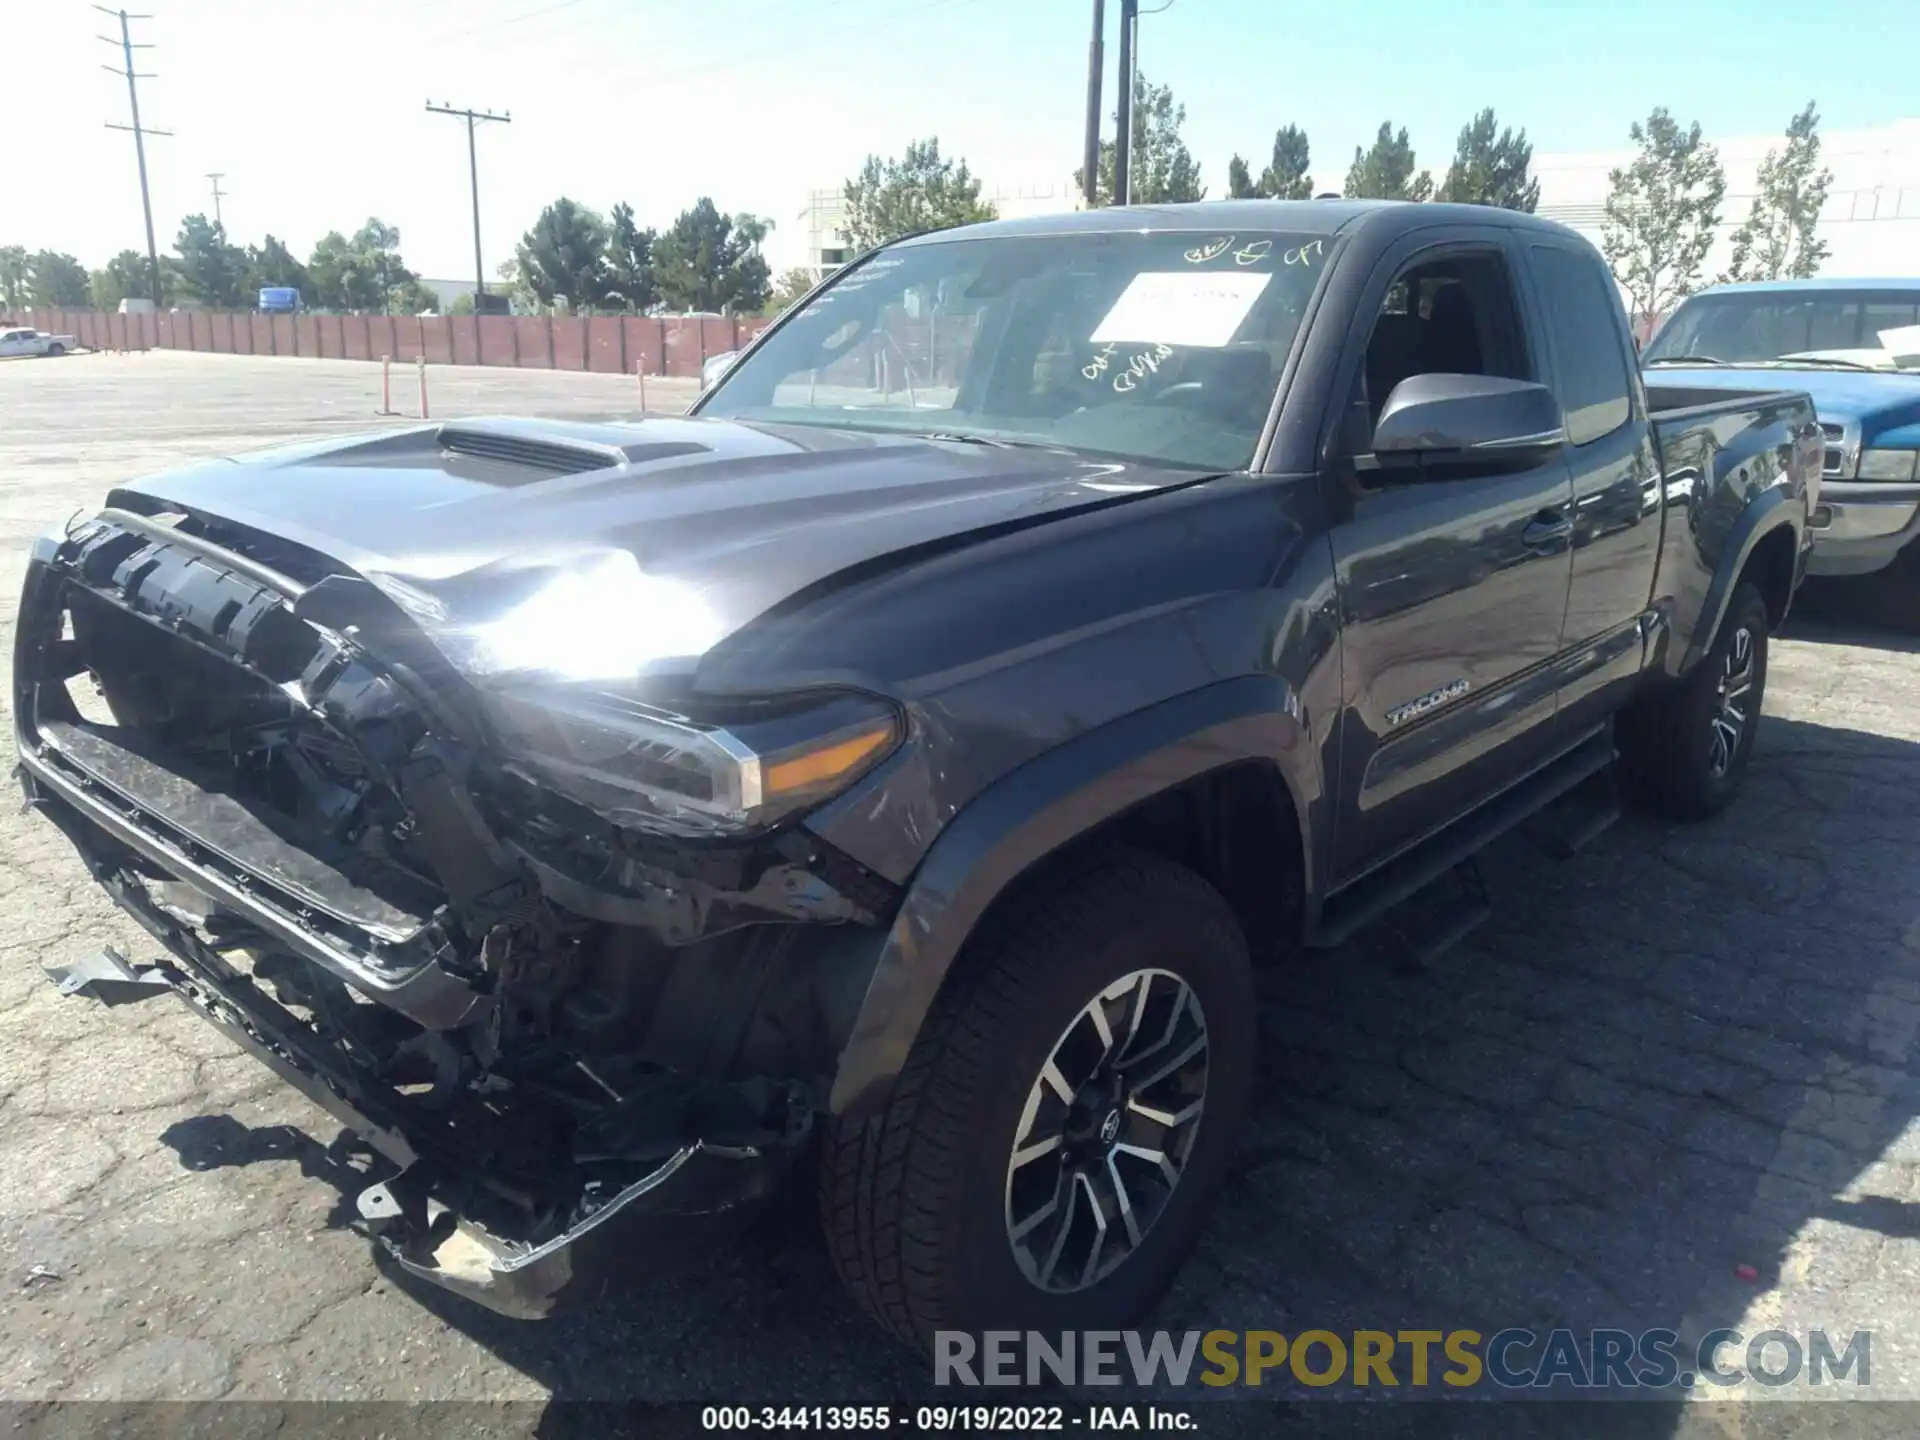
20 200 1817 1347
117 298 155 316
258 287 302 314
1643 278 1920 623
0 327 75 358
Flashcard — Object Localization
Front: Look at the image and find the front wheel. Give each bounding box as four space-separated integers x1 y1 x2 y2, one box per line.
820 852 1256 1350
1617 580 1770 821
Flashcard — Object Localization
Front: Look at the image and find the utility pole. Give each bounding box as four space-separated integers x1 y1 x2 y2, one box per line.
207 172 225 228
97 7 170 306
1081 0 1104 207
426 102 511 306
1113 0 1137 205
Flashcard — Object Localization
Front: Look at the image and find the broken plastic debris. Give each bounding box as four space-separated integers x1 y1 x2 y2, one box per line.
1735 1263 1759 1283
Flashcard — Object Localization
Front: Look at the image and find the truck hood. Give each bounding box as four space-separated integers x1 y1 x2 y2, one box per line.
1647 366 1920 446
109 414 1205 682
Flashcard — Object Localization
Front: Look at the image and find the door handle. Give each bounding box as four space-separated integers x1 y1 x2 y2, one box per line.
1522 509 1574 551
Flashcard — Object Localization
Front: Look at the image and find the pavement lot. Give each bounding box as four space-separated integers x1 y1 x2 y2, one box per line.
4 351 1920 1429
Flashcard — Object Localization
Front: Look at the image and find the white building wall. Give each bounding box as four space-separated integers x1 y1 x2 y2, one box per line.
786 179 1083 277
1535 118 1920 280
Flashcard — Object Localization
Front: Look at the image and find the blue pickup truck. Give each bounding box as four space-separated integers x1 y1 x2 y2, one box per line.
1643 278 1920 623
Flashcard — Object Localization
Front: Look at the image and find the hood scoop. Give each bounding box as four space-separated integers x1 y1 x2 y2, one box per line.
437 423 630 476
434 420 715 479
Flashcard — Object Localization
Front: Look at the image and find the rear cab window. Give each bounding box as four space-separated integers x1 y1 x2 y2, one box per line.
1529 245 1634 445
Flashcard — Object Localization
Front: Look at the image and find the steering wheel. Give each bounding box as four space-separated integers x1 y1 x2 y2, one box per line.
1149 381 1206 404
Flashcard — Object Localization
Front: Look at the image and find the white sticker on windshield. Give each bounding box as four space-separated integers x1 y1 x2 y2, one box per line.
1878 324 1920 364
1089 270 1273 348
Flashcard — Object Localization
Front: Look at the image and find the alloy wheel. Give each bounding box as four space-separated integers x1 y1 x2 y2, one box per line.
1708 625 1756 779
1003 968 1209 1294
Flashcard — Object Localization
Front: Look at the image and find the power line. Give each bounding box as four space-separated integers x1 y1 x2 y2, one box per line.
207 172 226 228
96 6 171 306
426 102 512 308
435 0 594 45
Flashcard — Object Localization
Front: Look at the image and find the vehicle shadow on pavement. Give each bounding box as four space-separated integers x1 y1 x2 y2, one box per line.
1785 580 1920 653
1157 709 1920 1415
136 713 1920 1430
158 1113 387 1233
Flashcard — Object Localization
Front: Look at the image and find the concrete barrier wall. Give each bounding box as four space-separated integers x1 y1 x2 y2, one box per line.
13 307 773 375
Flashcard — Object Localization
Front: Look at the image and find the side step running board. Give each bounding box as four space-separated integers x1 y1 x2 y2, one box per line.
1307 726 1615 950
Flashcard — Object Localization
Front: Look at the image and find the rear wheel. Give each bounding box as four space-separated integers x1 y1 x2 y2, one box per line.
819 852 1256 1349
1618 580 1769 820
45 343 64 356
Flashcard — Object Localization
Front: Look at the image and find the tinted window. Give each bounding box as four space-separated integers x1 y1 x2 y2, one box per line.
1530 245 1633 446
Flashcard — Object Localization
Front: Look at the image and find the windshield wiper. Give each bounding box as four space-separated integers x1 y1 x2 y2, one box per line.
1754 356 1881 372
1645 354 1727 367
915 431 1063 452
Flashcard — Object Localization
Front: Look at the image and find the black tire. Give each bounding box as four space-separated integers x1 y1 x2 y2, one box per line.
820 851 1257 1351
1617 580 1770 821
45 343 64 356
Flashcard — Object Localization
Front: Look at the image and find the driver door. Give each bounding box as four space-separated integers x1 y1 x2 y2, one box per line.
1325 235 1575 885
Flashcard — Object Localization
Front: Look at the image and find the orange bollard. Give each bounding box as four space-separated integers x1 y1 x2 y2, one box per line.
417 356 429 420
379 355 395 415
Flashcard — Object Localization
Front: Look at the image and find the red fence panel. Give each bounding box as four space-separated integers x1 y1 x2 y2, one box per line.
587 317 625 373
139 312 156 349
423 318 453 365
478 315 517 366
551 317 586 372
622 317 663 374
292 316 318 356
513 316 551 368
270 314 294 355
248 314 271 353
659 319 699 377
342 315 369 361
699 317 733 364
155 312 176 349
315 315 342 359
450 315 481 366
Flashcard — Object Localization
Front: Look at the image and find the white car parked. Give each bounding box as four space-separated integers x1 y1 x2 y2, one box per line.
0 327 76 358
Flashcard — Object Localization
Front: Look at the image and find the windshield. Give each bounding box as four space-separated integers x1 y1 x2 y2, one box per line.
1644 290 1920 371
696 229 1333 470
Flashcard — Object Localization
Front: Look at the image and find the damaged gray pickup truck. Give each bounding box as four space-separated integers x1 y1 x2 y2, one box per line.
16 201 1819 1350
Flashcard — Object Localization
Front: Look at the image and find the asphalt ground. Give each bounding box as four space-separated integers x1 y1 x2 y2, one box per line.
2 351 1919 1438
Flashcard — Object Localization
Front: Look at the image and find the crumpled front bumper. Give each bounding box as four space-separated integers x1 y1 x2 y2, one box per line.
26 775 806 1321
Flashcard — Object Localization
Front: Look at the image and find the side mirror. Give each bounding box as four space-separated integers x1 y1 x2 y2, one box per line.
701 350 741 391
1371 374 1565 471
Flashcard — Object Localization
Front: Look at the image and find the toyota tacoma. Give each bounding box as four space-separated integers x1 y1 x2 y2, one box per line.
16 201 1819 1349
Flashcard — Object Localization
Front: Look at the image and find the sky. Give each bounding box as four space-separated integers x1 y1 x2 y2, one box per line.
4 0 1918 282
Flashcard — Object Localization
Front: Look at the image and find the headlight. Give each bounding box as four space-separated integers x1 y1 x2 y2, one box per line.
1858 448 1920 482
484 686 902 837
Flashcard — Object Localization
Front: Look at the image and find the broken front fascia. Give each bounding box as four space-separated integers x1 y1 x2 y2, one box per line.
21 513 898 976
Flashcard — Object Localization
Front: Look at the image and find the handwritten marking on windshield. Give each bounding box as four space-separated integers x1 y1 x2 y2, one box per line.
1284 239 1325 267
1233 240 1273 266
1082 342 1120 382
1112 344 1174 392
1184 237 1234 264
